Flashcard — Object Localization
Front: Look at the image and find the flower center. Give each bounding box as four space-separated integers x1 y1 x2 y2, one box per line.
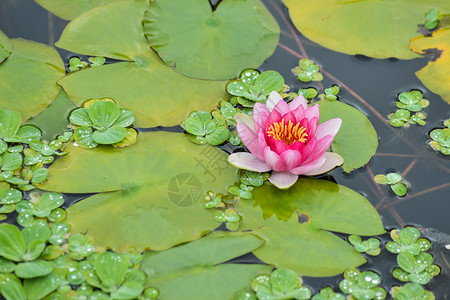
266 119 308 145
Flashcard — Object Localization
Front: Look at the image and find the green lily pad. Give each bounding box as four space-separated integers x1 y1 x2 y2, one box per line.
238 178 385 277
38 132 238 251
35 0 123 20
25 90 76 140
144 0 279 80
55 0 229 128
141 231 271 300
318 99 378 173
0 29 12 64
283 0 450 59
0 39 65 121
410 28 450 104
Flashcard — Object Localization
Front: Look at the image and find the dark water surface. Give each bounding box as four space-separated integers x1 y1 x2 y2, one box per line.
1 0 449 298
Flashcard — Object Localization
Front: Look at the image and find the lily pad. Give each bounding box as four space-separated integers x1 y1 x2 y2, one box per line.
0 30 12 64
410 28 450 104
25 90 76 140
38 132 238 251
55 0 229 128
35 0 123 20
0 38 65 121
238 178 385 277
283 0 450 59
141 231 272 300
318 99 378 173
144 0 279 80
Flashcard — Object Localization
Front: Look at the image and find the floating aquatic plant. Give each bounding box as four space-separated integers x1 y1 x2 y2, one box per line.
297 88 318 101
428 119 450 155
15 192 65 227
424 9 442 30
182 111 230 146
68 56 106 72
69 99 136 149
241 269 312 300
388 90 429 127
348 235 381 256
292 59 323 82
226 69 285 103
393 252 440 285
312 287 345 300
338 269 386 300
390 283 435 300
320 85 340 101
386 227 431 255
228 91 344 189
374 172 408 197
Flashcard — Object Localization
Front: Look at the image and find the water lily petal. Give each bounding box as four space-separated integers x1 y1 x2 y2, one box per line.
258 130 269 147
228 152 271 172
305 104 319 120
303 152 344 176
268 135 289 153
264 147 287 171
290 156 326 175
281 111 296 125
234 113 254 133
268 171 298 189
264 109 282 130
315 118 342 140
253 103 270 133
307 117 319 137
303 135 334 164
272 98 290 115
280 149 302 170
289 94 308 111
291 104 305 123
236 123 263 160
266 91 283 111
299 138 316 162
288 140 306 152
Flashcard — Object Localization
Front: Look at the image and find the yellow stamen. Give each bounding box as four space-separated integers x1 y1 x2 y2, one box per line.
267 119 308 145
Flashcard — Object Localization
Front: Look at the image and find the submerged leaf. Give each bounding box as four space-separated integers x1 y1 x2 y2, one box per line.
283 0 450 59
38 132 238 251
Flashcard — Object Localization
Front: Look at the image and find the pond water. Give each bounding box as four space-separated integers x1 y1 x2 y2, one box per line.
1 0 449 298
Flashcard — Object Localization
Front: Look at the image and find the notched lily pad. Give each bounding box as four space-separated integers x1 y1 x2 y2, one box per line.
318 99 378 172
0 29 12 64
38 132 238 251
238 178 385 277
410 28 450 104
55 0 230 128
144 0 280 80
283 0 450 59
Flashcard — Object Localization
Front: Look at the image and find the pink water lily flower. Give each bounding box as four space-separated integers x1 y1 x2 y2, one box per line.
228 91 344 189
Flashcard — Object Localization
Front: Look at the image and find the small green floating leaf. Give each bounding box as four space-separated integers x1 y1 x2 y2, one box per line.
15 260 53 279
0 274 26 300
238 178 385 277
318 99 378 172
92 126 128 144
0 111 21 141
144 0 280 80
74 126 98 149
88 101 120 129
0 224 26 262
